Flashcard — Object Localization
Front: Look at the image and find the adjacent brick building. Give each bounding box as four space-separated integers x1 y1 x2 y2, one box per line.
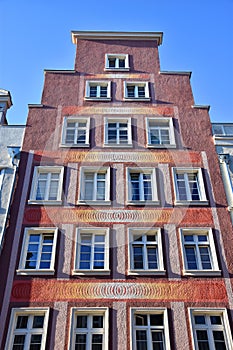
0 31 233 349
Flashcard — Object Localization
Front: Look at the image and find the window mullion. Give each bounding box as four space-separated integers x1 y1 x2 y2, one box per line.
97 86 101 98
139 173 144 200
45 173 51 200
135 86 139 98
184 173 191 200
37 234 43 269
116 123 120 144
74 122 78 144
93 173 97 200
91 235 95 269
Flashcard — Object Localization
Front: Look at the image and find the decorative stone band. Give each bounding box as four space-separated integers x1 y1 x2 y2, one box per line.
33 150 203 165
62 106 174 116
11 280 227 303
23 208 213 225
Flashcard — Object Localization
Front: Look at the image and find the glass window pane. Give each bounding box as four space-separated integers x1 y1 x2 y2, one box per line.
93 316 103 328
135 314 147 326
16 316 28 329
76 316 87 328
33 316 44 328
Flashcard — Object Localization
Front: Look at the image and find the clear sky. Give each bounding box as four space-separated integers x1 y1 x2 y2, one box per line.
0 0 233 125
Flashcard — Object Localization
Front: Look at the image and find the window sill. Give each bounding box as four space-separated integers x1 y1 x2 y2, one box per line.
127 200 160 206
72 269 111 276
77 200 111 206
182 270 222 277
174 200 209 206
16 269 55 275
84 97 111 101
128 270 166 276
124 97 151 102
104 68 130 72
59 143 90 148
103 143 133 148
27 200 62 206
147 144 176 149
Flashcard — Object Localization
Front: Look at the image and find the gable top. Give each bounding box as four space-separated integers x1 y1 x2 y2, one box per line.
71 31 163 45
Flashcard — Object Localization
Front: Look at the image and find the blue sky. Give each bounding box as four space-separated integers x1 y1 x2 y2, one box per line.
0 0 233 125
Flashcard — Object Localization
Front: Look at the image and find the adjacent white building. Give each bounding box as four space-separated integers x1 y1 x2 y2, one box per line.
0 89 25 253
212 123 233 223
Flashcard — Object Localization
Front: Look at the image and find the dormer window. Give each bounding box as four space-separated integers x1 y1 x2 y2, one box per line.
105 54 129 71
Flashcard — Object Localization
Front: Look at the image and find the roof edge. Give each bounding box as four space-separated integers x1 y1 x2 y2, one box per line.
71 31 163 45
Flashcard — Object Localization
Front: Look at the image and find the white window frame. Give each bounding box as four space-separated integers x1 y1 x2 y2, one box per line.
180 228 221 276
28 166 64 205
104 117 132 147
5 307 50 350
60 116 90 147
172 167 208 205
128 228 165 275
69 307 109 350
105 53 129 71
124 81 150 101
130 308 171 350
0 168 5 191
78 167 111 205
73 228 110 275
127 168 159 205
17 227 58 275
189 308 233 350
85 81 111 101
146 117 176 148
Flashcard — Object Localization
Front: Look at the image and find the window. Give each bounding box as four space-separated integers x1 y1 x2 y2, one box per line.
17 228 58 275
146 118 176 148
131 308 171 350
61 117 90 147
85 81 111 100
105 54 129 70
127 168 159 205
104 117 132 147
28 166 64 205
180 228 221 276
128 228 165 275
212 124 233 136
74 228 110 275
0 168 5 191
124 82 150 100
78 167 111 205
189 309 233 350
5 308 49 350
173 168 208 205
70 308 109 350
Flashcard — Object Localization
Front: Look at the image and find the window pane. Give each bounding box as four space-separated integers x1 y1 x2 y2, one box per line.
133 246 143 269
90 86 97 97
36 180 46 200
30 334 42 350
100 86 107 97
147 247 158 269
185 247 197 269
33 316 44 328
13 335 25 349
93 315 103 328
109 58 116 67
127 86 135 98
135 314 147 326
65 129 75 143
152 331 164 350
92 334 103 350
16 316 28 329
150 314 163 326
210 316 222 325
138 86 145 97
75 334 86 350
119 59 125 68
136 330 147 350
196 330 210 350
76 315 87 328
213 331 227 350
194 315 206 324
199 247 212 269
130 173 140 200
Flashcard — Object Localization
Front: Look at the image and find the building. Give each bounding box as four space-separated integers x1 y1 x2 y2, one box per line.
212 123 233 224
0 89 25 254
0 31 233 350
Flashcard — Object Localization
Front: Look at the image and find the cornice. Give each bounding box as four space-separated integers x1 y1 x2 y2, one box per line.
71 31 163 45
